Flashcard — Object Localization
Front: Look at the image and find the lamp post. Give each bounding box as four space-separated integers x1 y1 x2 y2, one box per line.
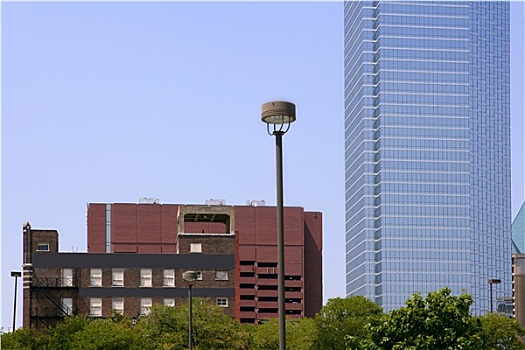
11 271 22 331
488 278 501 313
183 271 198 350
261 100 296 350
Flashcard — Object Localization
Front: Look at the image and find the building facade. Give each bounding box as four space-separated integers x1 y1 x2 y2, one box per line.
344 1 511 313
23 201 322 328
23 223 235 330
512 202 525 253
513 254 525 327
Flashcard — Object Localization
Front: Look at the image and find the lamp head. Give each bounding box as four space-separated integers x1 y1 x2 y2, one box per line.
261 101 296 135
183 271 198 285
489 279 501 284
11 271 21 277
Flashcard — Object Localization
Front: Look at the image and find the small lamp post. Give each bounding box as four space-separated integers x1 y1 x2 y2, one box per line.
183 271 198 350
261 100 296 350
488 278 501 313
11 271 22 331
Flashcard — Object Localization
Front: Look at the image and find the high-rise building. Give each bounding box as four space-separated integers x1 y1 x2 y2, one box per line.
512 202 525 253
344 1 511 314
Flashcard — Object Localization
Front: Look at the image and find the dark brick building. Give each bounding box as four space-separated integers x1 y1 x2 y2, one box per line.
23 200 322 328
23 222 235 330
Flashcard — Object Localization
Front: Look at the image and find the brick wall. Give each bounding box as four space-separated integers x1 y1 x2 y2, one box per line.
178 234 235 255
82 202 323 324
88 203 179 253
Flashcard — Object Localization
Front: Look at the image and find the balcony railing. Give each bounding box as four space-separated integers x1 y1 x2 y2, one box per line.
33 278 76 288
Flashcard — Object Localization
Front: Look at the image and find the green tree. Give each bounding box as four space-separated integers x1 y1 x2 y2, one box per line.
41 315 92 350
347 287 478 350
1 327 44 350
67 319 147 350
137 298 244 349
314 296 383 350
31 315 148 350
475 313 525 350
247 317 316 350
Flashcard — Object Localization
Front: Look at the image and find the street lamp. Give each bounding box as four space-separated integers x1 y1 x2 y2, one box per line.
261 100 296 350
183 271 198 350
488 278 501 313
11 271 22 331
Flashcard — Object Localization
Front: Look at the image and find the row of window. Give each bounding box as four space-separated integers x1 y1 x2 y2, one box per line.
376 71 469 84
60 268 228 287
92 269 227 287
377 82 469 94
376 48 469 61
374 105 468 117
377 3 469 17
82 297 229 317
375 14 468 27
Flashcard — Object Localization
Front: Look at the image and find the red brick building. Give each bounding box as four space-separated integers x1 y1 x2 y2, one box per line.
23 200 322 328
88 201 323 323
23 222 235 330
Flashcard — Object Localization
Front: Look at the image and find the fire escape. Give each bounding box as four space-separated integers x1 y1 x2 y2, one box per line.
30 270 80 330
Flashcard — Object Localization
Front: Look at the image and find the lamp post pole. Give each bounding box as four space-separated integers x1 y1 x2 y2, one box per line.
488 278 501 313
188 283 193 350
275 130 285 350
183 271 198 350
261 101 296 350
11 271 21 332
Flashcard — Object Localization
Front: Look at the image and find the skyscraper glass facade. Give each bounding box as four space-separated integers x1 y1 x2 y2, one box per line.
344 1 511 314
512 203 525 254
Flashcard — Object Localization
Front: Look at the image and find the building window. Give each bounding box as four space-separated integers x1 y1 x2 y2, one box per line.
36 243 49 251
62 298 73 316
164 298 175 307
215 271 228 281
163 269 175 287
90 298 102 317
140 298 152 316
196 271 203 280
216 298 228 307
112 268 124 287
190 243 202 253
140 269 152 287
90 268 102 287
112 297 124 314
62 268 73 286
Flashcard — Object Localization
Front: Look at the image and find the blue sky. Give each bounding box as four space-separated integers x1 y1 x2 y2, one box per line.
1 1 524 330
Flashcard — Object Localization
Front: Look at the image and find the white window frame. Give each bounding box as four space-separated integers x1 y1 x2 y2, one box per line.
163 269 175 287
112 297 124 314
196 271 203 280
216 298 228 307
164 298 175 307
140 298 152 316
112 268 124 287
62 298 73 316
190 243 202 253
140 269 152 287
90 268 102 287
36 242 50 251
62 268 74 287
90 298 102 317
215 271 228 281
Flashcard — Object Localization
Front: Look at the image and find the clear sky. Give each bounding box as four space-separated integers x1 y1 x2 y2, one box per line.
1 1 524 330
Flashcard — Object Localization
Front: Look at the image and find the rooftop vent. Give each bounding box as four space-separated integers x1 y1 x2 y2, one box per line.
247 200 266 207
139 197 160 204
205 199 225 206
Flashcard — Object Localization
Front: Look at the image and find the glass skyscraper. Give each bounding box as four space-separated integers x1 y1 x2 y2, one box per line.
512 203 525 254
344 1 511 314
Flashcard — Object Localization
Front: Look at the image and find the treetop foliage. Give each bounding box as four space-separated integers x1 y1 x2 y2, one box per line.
2 290 524 350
